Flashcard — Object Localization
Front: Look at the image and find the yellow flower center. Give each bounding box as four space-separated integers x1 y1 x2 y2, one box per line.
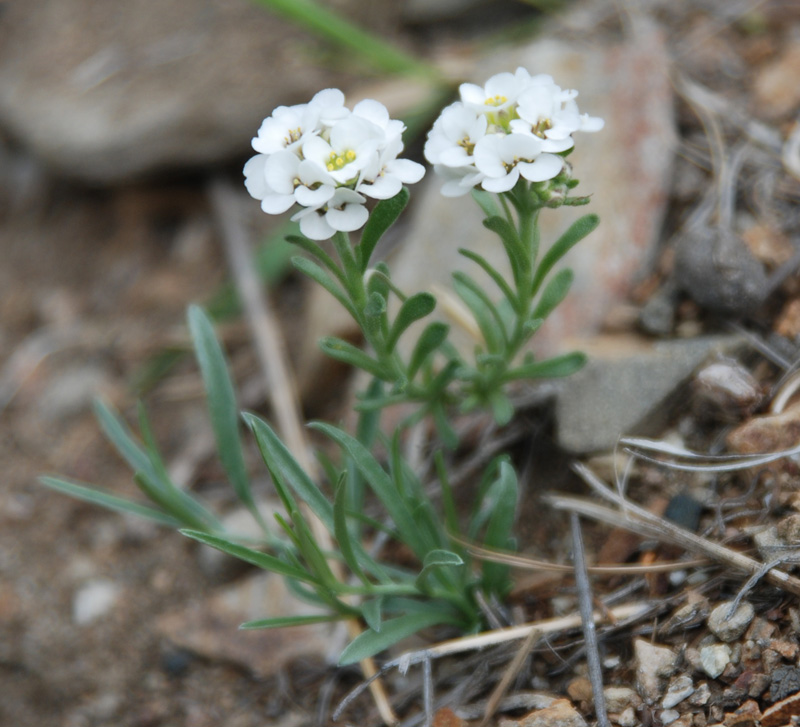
484 94 508 107
532 118 553 138
326 149 357 172
284 127 303 146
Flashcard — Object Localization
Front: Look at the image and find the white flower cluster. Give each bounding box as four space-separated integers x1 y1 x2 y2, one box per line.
425 68 604 197
244 89 425 240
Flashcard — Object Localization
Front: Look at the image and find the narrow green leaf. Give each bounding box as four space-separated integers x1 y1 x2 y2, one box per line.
240 614 342 630
39 476 182 528
407 322 449 381
310 423 432 559
361 598 383 633
531 214 599 296
188 306 264 529
319 337 387 379
458 248 517 309
338 609 456 665
471 188 501 218
290 506 339 590
482 216 526 288
503 351 587 382
488 390 514 426
334 478 369 584
433 452 461 546
452 273 506 354
292 256 357 319
180 529 318 583
532 268 573 321
481 461 518 596
243 414 334 532
415 549 464 590
286 235 347 286
359 188 410 271
364 291 387 318
93 399 152 476
386 292 436 352
250 0 437 78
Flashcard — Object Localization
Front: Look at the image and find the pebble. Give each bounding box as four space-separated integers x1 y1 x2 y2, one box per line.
688 682 711 706
707 601 755 642
614 707 637 727
603 687 641 713
662 675 695 709
700 643 733 679
72 579 120 625
519 699 587 727
634 638 679 704
660 709 681 725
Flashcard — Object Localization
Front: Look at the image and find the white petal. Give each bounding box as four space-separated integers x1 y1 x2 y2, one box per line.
580 114 605 132
387 159 425 184
541 136 574 153
353 99 390 128
298 210 335 240
264 151 299 195
481 168 519 193
518 153 563 182
327 203 369 232
295 184 334 208
359 175 402 200
439 146 472 167
243 155 268 199
261 193 296 215
459 83 486 106
473 136 506 177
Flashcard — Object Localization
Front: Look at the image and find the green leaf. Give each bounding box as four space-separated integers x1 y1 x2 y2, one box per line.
39 476 183 528
359 188 410 271
319 337 387 379
386 292 436 352
93 399 152 476
292 256 357 319
188 306 264 529
334 478 369 584
407 322 449 381
287 235 348 286
452 272 506 354
482 216 526 288
458 248 517 309
504 351 587 382
244 414 335 532
364 291 387 318
240 614 342 630
488 390 514 426
250 0 437 78
532 268 573 321
531 214 599 296
338 609 457 665
471 188 501 218
180 529 317 583
310 423 433 559
415 549 464 590
361 598 384 633
480 461 518 597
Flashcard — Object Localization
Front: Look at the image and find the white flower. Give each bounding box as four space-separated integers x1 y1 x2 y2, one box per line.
425 68 603 196
473 134 563 193
359 134 425 200
244 88 425 240
293 188 369 241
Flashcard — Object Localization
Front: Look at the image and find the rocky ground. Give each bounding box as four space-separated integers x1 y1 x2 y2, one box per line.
2 1 800 726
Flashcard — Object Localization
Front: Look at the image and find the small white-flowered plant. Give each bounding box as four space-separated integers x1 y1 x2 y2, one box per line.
244 89 425 240
425 69 603 197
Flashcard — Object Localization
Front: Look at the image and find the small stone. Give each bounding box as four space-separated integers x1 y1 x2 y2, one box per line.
752 527 783 564
723 699 761 727
769 638 799 660
745 616 776 644
519 699 587 727
727 402 800 473
770 665 800 701
753 44 800 120
689 682 711 706
707 601 755 642
567 677 593 703
762 692 800 727
733 671 770 699
72 579 120 625
777 514 800 543
660 709 681 725
635 638 679 704
432 707 465 727
614 707 637 727
604 687 641 713
761 648 782 673
700 644 732 679
662 675 695 709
